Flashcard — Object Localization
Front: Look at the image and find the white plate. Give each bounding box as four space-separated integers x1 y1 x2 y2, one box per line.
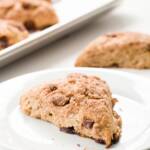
0 0 120 67
0 68 150 150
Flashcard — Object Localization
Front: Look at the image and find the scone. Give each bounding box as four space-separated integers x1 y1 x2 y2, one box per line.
0 19 28 50
20 73 121 148
75 32 150 69
0 0 58 30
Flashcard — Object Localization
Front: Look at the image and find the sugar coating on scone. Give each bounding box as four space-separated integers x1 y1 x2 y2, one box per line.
20 73 121 147
20 73 121 148
0 0 58 30
75 32 150 69
0 19 28 50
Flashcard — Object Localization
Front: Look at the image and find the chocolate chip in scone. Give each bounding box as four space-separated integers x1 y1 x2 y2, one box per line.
95 139 105 144
22 2 37 10
60 127 75 134
83 88 88 97
82 119 94 129
51 94 70 106
0 36 9 48
24 20 36 31
110 63 119 68
112 133 120 144
48 112 53 116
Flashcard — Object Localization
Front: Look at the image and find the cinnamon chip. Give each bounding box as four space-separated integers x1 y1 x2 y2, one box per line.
82 119 94 129
51 94 70 106
0 36 8 48
24 20 36 31
60 127 75 134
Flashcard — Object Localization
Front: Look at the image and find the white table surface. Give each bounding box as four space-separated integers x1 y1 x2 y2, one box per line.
0 0 150 82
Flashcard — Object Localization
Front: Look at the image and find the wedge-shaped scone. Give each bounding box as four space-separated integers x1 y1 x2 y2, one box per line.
0 0 58 30
0 19 28 50
20 73 121 148
75 32 150 69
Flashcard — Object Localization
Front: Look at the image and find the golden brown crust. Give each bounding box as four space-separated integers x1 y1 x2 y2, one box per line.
0 0 58 30
75 32 150 69
20 73 121 147
0 19 28 50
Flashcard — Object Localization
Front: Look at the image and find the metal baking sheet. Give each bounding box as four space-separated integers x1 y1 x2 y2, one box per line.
0 0 121 67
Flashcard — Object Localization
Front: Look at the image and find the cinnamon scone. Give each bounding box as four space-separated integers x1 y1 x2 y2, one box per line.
20 73 121 148
0 19 28 50
0 0 58 30
75 32 150 69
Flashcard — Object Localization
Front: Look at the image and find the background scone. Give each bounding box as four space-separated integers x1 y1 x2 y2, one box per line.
75 32 150 69
0 19 28 50
0 0 58 30
20 73 121 148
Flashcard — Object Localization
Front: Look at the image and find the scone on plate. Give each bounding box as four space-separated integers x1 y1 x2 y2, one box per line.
75 32 150 69
20 73 121 148
0 0 58 30
0 19 28 50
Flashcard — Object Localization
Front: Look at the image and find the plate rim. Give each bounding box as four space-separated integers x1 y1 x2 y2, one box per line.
1 67 150 84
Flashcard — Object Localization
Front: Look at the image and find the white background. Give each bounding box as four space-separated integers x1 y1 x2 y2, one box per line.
0 0 150 81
